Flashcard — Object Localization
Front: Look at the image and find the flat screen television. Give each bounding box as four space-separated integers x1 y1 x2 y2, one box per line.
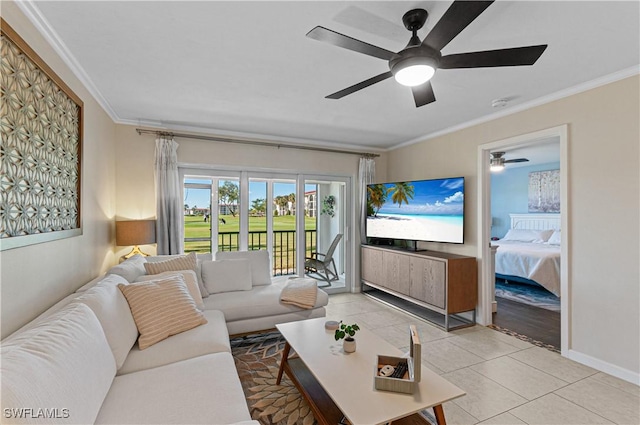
366 177 464 244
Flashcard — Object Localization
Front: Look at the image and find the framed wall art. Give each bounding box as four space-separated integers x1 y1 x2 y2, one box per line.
528 169 560 213
1 19 83 250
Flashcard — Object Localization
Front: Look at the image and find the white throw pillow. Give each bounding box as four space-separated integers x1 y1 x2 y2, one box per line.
547 230 561 245
201 259 253 294
107 254 147 282
72 274 138 370
214 250 272 286
1 303 116 425
136 270 205 310
502 229 553 243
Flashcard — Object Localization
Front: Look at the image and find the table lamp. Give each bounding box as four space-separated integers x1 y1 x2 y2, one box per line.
116 219 156 259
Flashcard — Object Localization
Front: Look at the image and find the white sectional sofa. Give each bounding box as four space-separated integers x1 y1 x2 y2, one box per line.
1 250 328 424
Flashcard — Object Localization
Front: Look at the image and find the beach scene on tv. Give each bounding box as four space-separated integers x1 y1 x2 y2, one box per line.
366 178 464 244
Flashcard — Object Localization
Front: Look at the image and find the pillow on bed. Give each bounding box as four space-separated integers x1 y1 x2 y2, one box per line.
502 229 554 243
546 230 561 245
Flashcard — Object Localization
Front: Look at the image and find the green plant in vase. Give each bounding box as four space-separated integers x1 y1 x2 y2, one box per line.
335 322 360 353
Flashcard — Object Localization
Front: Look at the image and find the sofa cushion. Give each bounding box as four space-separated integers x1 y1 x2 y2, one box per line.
1 303 116 425
117 310 230 375
96 352 252 425
135 270 204 310
118 275 207 349
203 276 329 322
72 274 138 370
201 259 252 294
107 254 147 282
144 252 209 297
214 250 271 286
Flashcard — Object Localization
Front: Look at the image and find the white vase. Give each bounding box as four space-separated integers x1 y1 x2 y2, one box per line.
343 338 356 353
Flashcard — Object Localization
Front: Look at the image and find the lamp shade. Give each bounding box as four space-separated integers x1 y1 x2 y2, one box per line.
116 220 156 246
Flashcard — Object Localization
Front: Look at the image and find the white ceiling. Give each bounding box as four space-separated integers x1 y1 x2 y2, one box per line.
26 1 640 151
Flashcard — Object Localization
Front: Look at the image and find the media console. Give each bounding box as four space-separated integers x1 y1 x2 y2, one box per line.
361 245 477 331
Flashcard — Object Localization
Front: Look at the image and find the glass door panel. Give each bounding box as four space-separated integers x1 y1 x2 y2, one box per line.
304 178 348 291
248 180 268 250
272 181 296 276
217 179 240 252
183 178 212 253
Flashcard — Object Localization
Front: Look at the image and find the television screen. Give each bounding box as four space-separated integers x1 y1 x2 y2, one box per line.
366 177 464 244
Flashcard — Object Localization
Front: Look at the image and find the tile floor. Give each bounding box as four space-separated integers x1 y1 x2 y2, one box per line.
326 293 640 425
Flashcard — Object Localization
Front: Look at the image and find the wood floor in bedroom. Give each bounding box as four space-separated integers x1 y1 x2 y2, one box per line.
493 297 561 350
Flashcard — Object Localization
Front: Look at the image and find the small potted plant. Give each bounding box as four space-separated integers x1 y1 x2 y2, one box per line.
334 322 360 353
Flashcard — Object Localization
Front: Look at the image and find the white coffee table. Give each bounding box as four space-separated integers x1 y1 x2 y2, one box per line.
276 317 465 425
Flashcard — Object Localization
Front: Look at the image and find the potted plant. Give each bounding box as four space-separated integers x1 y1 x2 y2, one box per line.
334 322 360 353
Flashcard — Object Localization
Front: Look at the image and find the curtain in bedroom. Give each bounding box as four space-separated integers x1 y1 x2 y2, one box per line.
358 156 375 244
154 136 183 255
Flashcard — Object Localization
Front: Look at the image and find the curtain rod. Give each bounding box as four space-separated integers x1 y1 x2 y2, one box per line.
135 128 380 158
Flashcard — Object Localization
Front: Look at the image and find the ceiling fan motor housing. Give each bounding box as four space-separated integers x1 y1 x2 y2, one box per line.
389 45 441 77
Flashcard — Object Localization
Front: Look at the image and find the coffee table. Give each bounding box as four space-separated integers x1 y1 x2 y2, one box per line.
276 317 465 425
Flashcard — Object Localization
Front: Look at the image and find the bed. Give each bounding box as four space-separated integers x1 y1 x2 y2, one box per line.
491 214 561 297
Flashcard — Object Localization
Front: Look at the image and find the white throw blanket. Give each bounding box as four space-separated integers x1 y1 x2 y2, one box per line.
280 278 318 309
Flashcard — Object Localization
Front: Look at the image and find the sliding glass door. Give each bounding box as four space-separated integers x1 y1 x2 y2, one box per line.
181 168 351 292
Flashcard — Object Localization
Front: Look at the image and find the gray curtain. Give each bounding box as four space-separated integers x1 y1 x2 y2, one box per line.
155 136 183 255
358 157 375 244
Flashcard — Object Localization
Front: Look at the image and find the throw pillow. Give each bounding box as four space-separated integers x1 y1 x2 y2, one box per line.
135 270 204 310
214 250 272 286
118 275 207 350
502 229 553 243
72 274 138 370
143 251 210 296
547 229 561 245
201 259 253 294
107 254 147 282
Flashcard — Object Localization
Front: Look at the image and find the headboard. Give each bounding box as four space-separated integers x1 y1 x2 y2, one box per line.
510 214 560 231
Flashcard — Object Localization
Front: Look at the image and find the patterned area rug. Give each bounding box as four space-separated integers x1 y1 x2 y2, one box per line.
230 332 437 425
495 280 560 312
231 332 317 425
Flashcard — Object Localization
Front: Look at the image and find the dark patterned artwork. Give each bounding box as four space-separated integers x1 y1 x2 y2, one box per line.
1 20 83 250
528 170 560 213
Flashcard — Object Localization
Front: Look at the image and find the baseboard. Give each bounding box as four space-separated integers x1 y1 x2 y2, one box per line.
565 349 640 386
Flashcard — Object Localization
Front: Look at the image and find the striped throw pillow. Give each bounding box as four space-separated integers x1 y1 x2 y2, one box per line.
118 275 207 349
144 251 197 276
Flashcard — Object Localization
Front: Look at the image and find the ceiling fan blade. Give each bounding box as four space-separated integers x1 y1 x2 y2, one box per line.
307 26 396 61
422 1 494 51
326 71 393 99
440 45 548 69
412 81 436 107
504 158 530 163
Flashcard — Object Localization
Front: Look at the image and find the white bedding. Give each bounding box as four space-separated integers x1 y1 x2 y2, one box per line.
492 240 561 297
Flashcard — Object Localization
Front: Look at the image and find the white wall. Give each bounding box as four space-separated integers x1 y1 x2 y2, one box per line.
0 2 118 338
386 75 640 381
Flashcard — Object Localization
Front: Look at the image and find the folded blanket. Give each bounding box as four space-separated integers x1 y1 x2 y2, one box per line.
280 278 318 309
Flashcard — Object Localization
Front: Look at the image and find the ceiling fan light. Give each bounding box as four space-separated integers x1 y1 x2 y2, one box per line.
490 163 505 172
394 64 435 87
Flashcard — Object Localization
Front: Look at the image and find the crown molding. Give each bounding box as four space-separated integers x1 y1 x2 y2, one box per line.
15 0 120 121
390 65 640 151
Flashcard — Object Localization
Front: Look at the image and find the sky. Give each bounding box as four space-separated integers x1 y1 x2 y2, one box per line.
184 178 316 208
375 177 464 216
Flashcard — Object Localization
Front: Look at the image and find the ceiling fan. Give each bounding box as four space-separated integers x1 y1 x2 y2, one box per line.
307 1 548 107
490 151 529 172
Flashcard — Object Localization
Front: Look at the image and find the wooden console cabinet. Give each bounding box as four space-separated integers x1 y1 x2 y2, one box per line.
361 245 477 330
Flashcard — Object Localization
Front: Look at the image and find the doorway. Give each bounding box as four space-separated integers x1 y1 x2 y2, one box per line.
477 125 569 355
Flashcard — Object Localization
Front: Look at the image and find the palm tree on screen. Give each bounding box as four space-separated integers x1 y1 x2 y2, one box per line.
390 182 415 208
367 184 388 217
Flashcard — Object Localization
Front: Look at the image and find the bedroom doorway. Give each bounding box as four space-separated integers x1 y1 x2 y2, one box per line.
477 125 569 355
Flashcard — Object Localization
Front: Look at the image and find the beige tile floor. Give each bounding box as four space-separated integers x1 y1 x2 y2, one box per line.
326 293 640 425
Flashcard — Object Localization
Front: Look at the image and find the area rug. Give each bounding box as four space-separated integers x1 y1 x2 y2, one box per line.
495 280 560 312
230 332 437 425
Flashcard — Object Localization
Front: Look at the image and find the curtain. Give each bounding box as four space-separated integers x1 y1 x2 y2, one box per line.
155 136 183 255
358 157 375 244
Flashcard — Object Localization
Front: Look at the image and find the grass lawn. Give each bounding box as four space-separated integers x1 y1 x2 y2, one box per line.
184 215 317 274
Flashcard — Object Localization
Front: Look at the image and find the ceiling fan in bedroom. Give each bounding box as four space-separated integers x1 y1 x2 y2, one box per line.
306 0 548 107
490 151 529 172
